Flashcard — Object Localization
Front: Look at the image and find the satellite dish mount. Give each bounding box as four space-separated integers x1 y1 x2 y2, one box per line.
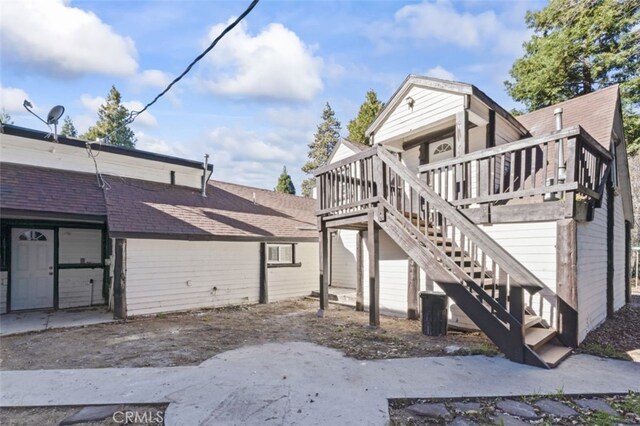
23 100 65 142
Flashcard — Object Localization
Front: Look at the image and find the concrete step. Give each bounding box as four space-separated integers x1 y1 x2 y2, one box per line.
525 327 557 351
536 344 573 368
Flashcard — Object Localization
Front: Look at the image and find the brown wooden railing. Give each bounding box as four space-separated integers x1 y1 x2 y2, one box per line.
418 126 612 208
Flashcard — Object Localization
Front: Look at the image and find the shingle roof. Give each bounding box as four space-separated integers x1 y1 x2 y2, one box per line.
104 176 317 240
0 163 107 217
517 85 619 149
0 163 317 241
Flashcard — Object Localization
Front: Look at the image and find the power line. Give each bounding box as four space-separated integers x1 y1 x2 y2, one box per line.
129 0 260 122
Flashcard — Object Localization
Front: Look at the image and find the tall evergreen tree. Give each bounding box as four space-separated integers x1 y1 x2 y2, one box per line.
275 166 296 195
505 0 640 152
82 86 136 148
60 116 78 137
347 90 385 145
301 102 341 197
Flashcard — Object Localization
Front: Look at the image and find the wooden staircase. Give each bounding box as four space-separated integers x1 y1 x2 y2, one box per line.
314 145 576 368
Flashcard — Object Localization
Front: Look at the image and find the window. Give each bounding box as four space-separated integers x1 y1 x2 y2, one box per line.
267 244 302 268
433 142 452 155
268 244 293 264
18 230 47 241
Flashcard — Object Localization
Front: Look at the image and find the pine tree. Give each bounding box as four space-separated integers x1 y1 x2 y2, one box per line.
301 102 341 197
505 0 640 153
60 116 78 137
275 166 296 195
82 86 136 148
347 90 385 145
0 109 13 125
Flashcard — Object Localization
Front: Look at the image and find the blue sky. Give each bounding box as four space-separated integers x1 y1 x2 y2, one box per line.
1 0 546 191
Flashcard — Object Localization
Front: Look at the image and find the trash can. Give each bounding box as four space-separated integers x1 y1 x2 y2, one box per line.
420 291 448 336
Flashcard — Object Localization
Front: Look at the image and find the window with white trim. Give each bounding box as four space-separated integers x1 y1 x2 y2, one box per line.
267 244 294 264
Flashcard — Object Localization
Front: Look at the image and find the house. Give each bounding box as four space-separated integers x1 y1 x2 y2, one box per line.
0 125 318 318
315 76 633 368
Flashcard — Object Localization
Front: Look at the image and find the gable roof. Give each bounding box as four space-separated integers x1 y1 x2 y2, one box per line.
0 163 317 241
516 85 619 149
326 138 368 164
367 74 529 138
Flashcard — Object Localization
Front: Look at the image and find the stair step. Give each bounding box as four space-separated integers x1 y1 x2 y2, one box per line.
525 327 557 351
536 344 573 368
524 315 542 328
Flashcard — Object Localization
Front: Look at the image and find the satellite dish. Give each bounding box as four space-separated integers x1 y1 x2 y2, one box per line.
47 105 65 125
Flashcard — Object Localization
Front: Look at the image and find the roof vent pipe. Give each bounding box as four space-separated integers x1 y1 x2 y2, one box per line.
201 154 210 197
554 108 566 183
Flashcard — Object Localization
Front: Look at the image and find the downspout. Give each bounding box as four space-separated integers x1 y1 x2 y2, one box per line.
201 154 213 197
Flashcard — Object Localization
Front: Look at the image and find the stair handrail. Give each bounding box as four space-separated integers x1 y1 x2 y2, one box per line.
376 145 546 292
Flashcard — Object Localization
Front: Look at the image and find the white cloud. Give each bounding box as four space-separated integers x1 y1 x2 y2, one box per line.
133 69 172 89
199 21 323 101
81 94 105 114
425 66 456 81
1 0 137 77
136 131 184 156
382 0 530 57
0 86 35 113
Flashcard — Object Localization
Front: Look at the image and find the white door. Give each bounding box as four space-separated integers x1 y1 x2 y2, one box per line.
11 228 54 310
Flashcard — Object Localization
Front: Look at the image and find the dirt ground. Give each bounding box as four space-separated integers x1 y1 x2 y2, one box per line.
1 405 167 426
0 298 497 371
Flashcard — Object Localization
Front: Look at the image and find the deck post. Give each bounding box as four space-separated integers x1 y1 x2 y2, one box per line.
455 110 469 157
318 220 330 313
113 238 127 320
356 230 364 311
368 211 380 327
259 242 269 304
556 219 578 347
407 259 419 320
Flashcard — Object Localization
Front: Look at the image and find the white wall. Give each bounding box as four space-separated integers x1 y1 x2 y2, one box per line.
0 271 7 314
58 268 105 308
375 86 464 144
577 191 608 342
125 239 261 316
331 230 358 289
268 242 318 302
331 142 358 163
1 133 203 189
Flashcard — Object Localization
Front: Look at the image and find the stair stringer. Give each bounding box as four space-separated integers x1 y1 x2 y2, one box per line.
378 213 549 368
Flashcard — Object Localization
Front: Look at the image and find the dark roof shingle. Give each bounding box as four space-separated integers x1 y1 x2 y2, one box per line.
517 85 619 149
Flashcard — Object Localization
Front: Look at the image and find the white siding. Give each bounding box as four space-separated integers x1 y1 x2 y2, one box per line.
577 191 608 343
58 268 105 308
330 142 358 164
0 271 7 314
479 221 558 325
613 194 626 310
59 228 102 264
125 239 261 316
375 86 464 144
0 133 203 189
331 230 358 289
268 243 318 302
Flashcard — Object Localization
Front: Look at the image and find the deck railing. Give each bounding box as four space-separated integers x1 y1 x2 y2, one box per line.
418 126 612 208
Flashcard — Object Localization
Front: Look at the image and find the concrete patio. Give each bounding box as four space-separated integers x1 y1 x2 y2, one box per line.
0 307 114 336
1 342 639 425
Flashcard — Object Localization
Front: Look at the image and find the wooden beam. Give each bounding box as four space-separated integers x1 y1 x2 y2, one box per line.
455 110 469 157
259 242 268 304
368 211 380 327
319 224 330 312
407 259 419 320
556 219 578 347
113 238 127 319
606 177 614 318
486 109 496 148
356 230 364 311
